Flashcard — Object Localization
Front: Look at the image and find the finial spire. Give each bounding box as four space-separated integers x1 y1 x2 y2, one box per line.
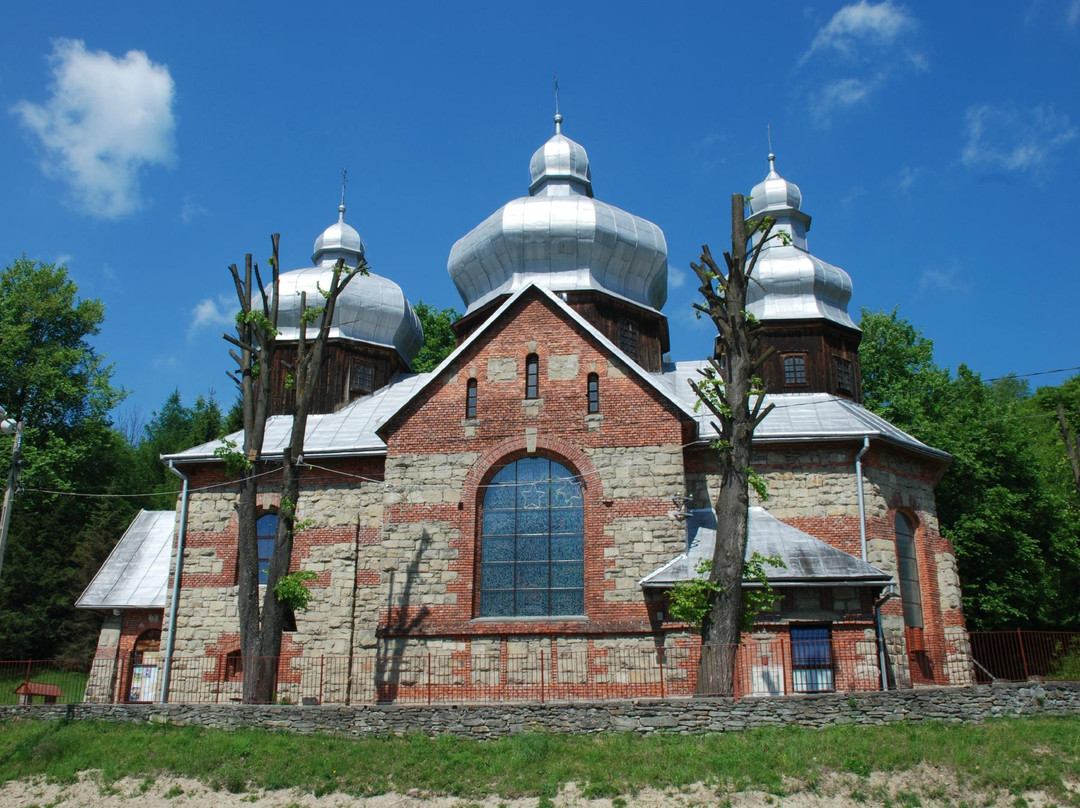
338 167 348 221
553 71 562 134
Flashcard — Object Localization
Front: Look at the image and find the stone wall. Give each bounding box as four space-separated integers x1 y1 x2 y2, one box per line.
7 682 1079 738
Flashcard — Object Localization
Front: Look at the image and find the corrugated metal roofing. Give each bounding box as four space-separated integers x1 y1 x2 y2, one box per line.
166 286 945 465
76 510 176 609
639 507 893 588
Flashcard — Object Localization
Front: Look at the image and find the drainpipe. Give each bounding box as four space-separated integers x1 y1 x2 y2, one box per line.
161 460 190 703
855 437 870 562
875 585 898 691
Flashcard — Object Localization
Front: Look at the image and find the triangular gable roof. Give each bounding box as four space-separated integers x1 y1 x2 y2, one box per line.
640 506 892 589
375 282 700 438
77 510 176 610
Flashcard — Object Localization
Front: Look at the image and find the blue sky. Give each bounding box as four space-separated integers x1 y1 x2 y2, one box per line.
2 1 1078 422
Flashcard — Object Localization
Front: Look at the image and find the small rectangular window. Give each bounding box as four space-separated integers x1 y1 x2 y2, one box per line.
783 355 808 386
352 362 375 394
525 354 539 399
791 626 835 693
465 378 478 418
587 373 599 414
835 356 854 395
619 319 639 360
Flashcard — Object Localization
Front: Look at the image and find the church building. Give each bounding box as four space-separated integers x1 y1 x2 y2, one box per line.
79 115 971 703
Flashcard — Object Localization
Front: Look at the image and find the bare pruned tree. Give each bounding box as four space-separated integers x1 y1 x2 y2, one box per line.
224 234 364 703
688 193 785 695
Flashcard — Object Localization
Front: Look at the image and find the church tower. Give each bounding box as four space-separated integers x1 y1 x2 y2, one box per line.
746 154 863 401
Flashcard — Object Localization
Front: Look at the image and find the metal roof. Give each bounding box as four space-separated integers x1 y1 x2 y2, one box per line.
639 507 893 588
168 291 945 466
654 360 949 462
448 116 668 315
76 510 176 610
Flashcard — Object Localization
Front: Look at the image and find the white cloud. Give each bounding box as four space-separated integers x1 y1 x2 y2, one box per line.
961 104 1077 174
181 195 208 224
12 39 176 220
896 166 918 192
811 77 876 124
667 264 687 289
189 294 237 337
918 267 970 295
802 1 917 63
1069 0 1080 26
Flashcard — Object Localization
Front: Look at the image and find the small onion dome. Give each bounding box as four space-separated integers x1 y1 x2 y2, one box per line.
745 155 856 331
749 153 803 216
312 204 365 266
448 116 667 315
274 209 423 365
528 114 593 197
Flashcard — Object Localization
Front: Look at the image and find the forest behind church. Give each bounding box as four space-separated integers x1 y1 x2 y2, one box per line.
0 257 1077 662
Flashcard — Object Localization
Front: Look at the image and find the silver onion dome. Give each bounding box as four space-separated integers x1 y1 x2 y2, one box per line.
274 207 424 364
447 115 668 315
745 154 856 329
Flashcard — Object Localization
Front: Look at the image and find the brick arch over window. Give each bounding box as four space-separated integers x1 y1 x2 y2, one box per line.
460 436 607 619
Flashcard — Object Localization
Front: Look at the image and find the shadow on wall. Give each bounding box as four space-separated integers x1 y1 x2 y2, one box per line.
376 529 432 700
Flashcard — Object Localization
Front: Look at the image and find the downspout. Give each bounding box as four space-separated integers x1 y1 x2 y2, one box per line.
855 436 870 562
875 585 898 691
161 460 190 703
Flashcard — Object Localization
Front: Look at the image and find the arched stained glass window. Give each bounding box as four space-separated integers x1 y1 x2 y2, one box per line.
479 457 584 617
895 512 924 629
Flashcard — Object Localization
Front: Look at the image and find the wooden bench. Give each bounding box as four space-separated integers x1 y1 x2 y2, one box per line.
14 682 63 705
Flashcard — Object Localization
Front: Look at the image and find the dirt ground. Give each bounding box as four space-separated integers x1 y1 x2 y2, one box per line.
2 766 1078 808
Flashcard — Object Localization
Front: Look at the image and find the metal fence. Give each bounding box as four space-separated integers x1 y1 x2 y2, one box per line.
4 631 1078 706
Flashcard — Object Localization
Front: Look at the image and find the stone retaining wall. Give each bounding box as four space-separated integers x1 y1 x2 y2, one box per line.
5 682 1079 738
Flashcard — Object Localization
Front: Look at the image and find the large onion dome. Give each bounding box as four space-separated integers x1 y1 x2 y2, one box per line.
447 114 668 315
745 154 856 330
274 205 424 364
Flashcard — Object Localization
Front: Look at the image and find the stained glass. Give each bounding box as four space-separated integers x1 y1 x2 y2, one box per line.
482 537 514 563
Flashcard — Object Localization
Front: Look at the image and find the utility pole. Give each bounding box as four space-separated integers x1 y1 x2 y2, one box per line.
0 404 24 584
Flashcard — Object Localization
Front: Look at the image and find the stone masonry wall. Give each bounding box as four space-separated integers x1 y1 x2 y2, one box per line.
9 682 1080 738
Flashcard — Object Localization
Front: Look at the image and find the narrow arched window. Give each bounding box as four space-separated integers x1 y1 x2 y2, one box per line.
257 513 277 585
525 354 539 399
587 373 599 414
479 457 584 617
895 512 923 628
465 378 478 418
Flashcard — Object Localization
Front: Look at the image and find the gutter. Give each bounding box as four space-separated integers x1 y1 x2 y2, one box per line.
855 436 870 562
874 584 899 691
160 460 190 703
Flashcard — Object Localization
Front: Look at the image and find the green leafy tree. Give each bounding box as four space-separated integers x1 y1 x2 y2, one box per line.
130 390 224 509
858 309 1080 629
411 301 460 372
0 258 129 660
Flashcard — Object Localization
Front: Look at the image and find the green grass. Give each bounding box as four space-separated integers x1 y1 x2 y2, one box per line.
0 666 88 705
0 716 1078 801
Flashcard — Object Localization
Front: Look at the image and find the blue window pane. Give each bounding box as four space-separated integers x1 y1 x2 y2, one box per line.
551 479 582 508
550 508 583 534
481 563 513 590
482 591 513 617
550 590 584 615
484 484 515 510
482 509 515 537
517 590 548 616
516 562 549 590
482 537 514 563
791 628 833 667
551 561 584 589
517 537 548 562
551 535 583 561
517 508 549 536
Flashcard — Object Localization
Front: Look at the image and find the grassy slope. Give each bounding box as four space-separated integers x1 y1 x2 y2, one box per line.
1 716 1079 800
